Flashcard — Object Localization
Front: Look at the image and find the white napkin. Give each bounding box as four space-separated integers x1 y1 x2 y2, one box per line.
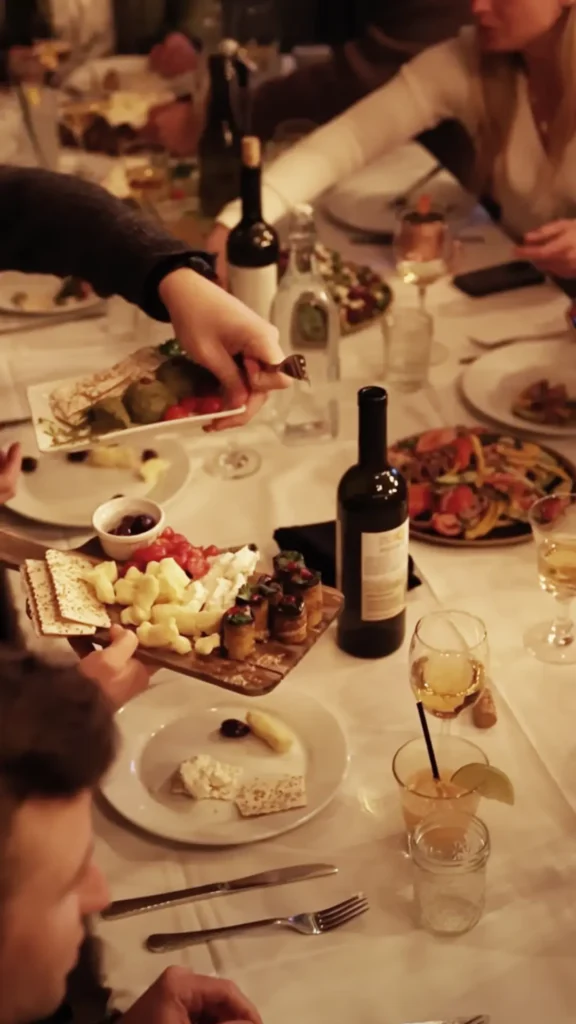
464 287 569 346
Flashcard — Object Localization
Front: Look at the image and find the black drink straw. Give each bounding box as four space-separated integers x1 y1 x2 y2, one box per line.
416 702 440 780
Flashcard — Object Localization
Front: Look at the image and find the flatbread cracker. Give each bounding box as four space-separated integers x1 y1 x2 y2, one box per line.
45 549 110 629
23 560 96 637
235 775 307 818
49 347 164 426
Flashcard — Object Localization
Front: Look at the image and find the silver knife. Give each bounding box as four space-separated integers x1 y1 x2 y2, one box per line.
101 863 338 920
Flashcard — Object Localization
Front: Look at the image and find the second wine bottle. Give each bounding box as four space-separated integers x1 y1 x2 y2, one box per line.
227 135 279 320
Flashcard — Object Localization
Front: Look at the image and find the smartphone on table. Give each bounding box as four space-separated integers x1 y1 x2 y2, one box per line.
453 260 546 298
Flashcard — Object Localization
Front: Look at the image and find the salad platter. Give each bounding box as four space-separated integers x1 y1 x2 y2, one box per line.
389 426 576 547
279 243 392 335
27 339 245 453
0 529 343 697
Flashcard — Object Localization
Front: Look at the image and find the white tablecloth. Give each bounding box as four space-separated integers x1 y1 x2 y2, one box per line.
4 146 576 1024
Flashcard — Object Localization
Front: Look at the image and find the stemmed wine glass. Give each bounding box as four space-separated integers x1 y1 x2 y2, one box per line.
205 435 262 480
525 493 576 664
409 610 489 722
393 197 455 364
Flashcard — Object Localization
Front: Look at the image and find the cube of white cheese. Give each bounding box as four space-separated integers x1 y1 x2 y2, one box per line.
175 755 243 801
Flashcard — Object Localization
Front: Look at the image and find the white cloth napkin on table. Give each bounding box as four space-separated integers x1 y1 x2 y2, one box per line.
461 286 569 346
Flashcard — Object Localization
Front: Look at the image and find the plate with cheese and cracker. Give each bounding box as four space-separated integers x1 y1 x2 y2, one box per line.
16 533 344 697
2 422 191 528
101 678 349 845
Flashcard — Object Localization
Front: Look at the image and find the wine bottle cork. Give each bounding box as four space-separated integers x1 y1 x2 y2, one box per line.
473 688 497 729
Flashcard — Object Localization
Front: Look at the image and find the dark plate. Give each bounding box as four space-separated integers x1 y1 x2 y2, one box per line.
390 427 576 548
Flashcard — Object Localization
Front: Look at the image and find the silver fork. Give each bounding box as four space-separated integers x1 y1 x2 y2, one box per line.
146 893 368 953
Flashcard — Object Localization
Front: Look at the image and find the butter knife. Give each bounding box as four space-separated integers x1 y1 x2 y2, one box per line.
101 863 337 920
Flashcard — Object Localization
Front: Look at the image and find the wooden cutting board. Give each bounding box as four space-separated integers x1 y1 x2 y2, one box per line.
0 529 343 697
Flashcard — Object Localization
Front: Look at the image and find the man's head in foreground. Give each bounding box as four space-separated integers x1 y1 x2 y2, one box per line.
0 654 115 1024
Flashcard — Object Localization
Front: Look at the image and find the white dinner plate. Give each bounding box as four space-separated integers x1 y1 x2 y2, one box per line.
2 422 191 528
461 339 576 437
102 679 349 846
66 55 169 96
0 272 103 317
27 374 245 454
321 145 475 235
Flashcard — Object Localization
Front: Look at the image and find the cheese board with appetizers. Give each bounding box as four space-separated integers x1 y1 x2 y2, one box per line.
0 526 343 697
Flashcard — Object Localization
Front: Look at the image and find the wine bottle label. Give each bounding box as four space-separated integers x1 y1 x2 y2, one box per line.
229 264 278 320
360 521 408 622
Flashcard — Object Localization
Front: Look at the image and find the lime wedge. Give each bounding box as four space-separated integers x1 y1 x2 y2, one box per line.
450 763 515 805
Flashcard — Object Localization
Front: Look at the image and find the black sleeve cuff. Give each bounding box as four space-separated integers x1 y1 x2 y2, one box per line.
141 251 219 321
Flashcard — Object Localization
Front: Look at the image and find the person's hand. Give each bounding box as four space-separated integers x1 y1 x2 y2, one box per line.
147 100 204 157
0 443 21 503
206 222 232 289
122 967 262 1024
149 32 199 78
7 46 45 83
73 624 154 710
159 267 290 429
516 220 576 278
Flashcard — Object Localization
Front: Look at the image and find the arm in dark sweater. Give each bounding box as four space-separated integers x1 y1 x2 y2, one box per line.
0 165 211 319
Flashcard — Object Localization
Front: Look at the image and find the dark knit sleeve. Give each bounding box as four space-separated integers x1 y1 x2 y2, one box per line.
0 165 213 319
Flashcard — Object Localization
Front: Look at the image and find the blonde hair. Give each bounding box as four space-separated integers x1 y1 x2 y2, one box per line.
472 6 576 193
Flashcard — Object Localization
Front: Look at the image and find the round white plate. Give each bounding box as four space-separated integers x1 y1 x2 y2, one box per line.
3 422 191 528
0 272 102 317
66 55 168 95
321 145 474 235
102 680 349 846
461 338 576 437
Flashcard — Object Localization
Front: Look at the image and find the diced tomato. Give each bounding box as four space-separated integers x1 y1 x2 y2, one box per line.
169 532 189 547
134 540 170 564
180 396 198 415
431 512 462 537
416 428 457 454
408 482 433 520
439 484 477 518
195 395 223 415
452 435 474 472
161 526 174 539
186 553 209 578
202 544 220 558
163 404 187 421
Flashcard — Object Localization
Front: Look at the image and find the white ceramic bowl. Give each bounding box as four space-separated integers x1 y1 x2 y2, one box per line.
92 497 165 561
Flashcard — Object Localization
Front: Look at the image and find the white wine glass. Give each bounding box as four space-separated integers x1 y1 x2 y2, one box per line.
409 610 489 721
525 493 576 664
393 199 455 365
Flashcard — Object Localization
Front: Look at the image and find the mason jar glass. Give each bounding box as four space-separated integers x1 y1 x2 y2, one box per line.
412 811 490 936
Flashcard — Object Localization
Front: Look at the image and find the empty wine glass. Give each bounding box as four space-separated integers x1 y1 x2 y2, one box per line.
204 436 262 479
525 493 576 664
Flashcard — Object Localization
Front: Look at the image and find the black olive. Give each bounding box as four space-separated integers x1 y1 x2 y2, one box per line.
141 449 158 462
220 718 250 739
21 457 38 473
66 450 88 463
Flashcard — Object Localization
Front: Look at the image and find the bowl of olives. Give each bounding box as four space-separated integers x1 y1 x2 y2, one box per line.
92 496 165 560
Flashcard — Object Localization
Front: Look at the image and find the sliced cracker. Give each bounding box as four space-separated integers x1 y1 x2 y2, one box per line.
235 775 307 818
23 560 96 637
45 549 110 629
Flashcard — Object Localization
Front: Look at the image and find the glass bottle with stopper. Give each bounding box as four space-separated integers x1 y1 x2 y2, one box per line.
270 204 341 445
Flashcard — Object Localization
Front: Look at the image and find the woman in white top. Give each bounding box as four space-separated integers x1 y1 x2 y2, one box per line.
209 0 576 281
